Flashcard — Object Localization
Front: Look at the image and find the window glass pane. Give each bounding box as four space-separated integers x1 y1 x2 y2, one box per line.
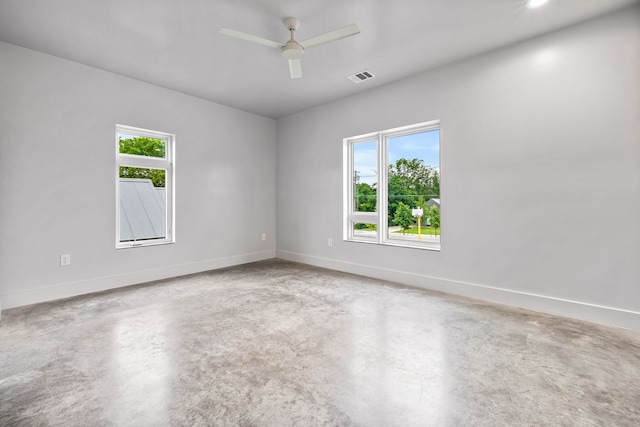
387 129 440 247
118 166 166 242
353 140 377 213
352 223 378 239
118 133 166 158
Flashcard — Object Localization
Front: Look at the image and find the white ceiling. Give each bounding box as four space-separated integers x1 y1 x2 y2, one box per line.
0 0 637 119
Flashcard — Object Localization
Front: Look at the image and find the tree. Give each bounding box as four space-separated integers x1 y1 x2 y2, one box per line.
355 182 376 212
388 158 439 197
388 158 439 226
118 136 166 187
119 166 166 188
426 205 440 231
393 202 414 233
119 136 165 158
388 174 417 225
354 182 377 230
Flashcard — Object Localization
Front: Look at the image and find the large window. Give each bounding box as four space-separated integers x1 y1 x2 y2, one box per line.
116 125 174 248
344 121 441 250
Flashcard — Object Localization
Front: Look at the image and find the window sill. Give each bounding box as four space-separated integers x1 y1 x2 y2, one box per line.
116 240 175 250
344 238 441 252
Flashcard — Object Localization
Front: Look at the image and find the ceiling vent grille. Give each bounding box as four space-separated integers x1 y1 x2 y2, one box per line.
348 70 375 83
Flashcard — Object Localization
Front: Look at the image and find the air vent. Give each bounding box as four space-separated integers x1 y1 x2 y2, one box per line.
348 70 375 83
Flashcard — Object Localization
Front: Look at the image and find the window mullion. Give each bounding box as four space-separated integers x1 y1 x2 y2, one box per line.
344 141 353 240
378 133 388 244
117 155 167 169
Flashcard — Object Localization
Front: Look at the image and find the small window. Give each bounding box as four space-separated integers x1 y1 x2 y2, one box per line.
344 121 441 250
116 125 174 248
351 139 378 240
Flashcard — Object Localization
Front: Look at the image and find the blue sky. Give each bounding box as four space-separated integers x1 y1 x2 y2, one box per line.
354 129 440 185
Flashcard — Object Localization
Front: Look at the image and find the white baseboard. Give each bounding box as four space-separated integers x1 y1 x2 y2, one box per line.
0 250 276 311
277 250 640 332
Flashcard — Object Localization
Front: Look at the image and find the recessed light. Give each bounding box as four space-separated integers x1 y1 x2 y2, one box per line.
527 0 548 8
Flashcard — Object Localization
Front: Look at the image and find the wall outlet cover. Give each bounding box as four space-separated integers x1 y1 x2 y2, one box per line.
60 254 71 266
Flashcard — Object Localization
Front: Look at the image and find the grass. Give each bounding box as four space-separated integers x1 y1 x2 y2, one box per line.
394 226 440 236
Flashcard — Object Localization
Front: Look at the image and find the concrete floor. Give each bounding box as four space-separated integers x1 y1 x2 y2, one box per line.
1 260 639 426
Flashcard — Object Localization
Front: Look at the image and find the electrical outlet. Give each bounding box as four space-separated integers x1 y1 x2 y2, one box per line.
60 254 71 266
262 233 267 241
328 238 333 247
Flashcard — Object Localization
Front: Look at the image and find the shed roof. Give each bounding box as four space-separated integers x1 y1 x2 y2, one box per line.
426 198 440 208
119 178 166 241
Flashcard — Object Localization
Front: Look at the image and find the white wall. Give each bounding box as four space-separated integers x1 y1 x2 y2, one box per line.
0 42 277 309
276 6 640 330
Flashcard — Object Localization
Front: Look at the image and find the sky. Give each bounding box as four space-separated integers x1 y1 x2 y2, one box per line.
354 129 440 185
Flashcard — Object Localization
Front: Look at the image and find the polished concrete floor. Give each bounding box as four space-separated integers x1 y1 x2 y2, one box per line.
1 259 639 426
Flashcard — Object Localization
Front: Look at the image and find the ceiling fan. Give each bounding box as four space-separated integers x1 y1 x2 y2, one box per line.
220 18 360 79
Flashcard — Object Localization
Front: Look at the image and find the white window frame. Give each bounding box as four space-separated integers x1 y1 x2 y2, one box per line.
343 120 441 250
115 124 175 249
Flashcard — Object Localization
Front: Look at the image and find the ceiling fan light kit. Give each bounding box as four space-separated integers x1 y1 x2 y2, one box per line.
220 17 360 79
281 43 304 60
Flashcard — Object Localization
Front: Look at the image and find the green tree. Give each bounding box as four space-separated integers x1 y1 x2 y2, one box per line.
355 182 376 212
119 136 165 158
118 136 166 187
426 205 440 230
389 158 439 196
119 166 165 188
388 158 439 226
393 202 414 232
388 174 417 225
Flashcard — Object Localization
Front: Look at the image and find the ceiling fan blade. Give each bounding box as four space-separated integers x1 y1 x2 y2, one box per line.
300 23 360 49
220 28 284 49
288 58 302 79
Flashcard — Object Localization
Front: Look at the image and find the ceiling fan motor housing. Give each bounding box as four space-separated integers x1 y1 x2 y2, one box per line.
284 17 300 31
282 17 304 59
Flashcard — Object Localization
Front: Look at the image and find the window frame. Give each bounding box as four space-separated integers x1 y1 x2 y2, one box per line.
343 120 441 250
115 124 175 249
